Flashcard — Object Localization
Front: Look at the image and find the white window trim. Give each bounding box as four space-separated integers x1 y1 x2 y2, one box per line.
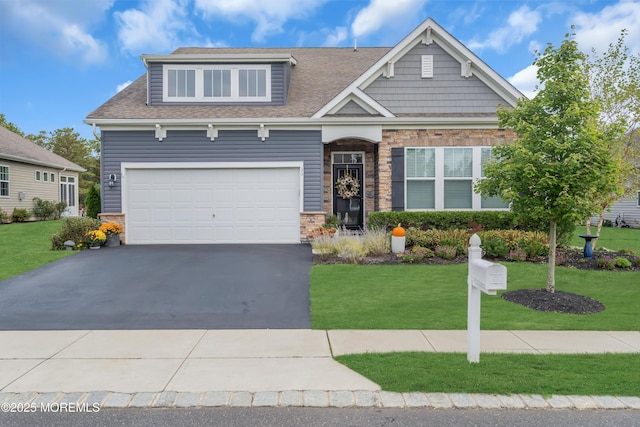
43 171 49 182
0 164 9 198
162 64 271 103
404 146 509 211
35 170 41 182
50 172 56 183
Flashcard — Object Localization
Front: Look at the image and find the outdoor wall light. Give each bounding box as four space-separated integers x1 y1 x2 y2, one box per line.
108 173 117 188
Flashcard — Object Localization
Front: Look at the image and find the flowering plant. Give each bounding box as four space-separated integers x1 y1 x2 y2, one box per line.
335 173 360 199
99 222 123 235
84 229 106 246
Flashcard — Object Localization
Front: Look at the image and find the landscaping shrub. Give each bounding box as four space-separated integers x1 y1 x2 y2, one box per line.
481 235 509 259
311 227 390 262
369 211 518 231
51 217 102 250
508 245 527 262
614 257 632 269
597 256 616 271
11 208 29 222
0 207 8 223
435 245 457 260
32 197 67 221
400 246 434 263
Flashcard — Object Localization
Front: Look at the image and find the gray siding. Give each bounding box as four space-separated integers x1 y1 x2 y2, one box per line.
148 62 286 106
335 100 371 115
590 196 640 228
101 129 323 212
364 42 508 114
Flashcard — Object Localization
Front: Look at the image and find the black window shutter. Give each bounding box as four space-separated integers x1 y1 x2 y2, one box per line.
391 148 404 211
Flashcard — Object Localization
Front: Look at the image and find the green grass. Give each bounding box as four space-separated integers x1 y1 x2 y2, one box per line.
311 263 639 330
0 220 75 281
571 226 640 253
336 352 640 396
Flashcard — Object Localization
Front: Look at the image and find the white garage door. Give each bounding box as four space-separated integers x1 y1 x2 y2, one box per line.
124 166 301 244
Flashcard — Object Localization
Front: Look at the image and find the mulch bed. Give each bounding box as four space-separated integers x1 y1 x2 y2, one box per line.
312 248 638 314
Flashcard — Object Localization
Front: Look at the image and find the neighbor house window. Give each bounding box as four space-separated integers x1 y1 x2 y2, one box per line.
35 170 41 181
405 147 509 211
480 148 509 209
0 165 8 197
50 173 55 183
43 171 49 182
163 65 271 102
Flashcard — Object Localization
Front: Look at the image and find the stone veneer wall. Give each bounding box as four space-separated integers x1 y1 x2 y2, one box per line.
323 140 377 222
98 212 126 244
377 129 516 212
300 212 326 242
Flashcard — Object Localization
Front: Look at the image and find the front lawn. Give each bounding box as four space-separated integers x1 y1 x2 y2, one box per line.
336 352 640 396
571 225 639 253
311 263 638 330
0 220 74 281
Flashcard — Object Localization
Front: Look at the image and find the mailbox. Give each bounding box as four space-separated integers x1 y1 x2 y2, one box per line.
469 259 507 295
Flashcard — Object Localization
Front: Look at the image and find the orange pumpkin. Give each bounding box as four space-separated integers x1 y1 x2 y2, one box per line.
392 224 405 237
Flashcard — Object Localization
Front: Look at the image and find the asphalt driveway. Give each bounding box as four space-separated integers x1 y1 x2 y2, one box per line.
0 244 312 330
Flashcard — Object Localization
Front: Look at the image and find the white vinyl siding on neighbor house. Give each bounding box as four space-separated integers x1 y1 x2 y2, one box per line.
405 147 509 211
0 165 9 197
163 64 271 102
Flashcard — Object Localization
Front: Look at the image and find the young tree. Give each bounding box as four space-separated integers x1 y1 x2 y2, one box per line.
477 35 623 293
584 30 640 246
84 183 101 219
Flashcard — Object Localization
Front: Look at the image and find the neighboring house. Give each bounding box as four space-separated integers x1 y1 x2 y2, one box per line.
0 126 84 219
85 18 522 244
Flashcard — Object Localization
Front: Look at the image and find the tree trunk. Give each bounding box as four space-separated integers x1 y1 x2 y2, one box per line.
547 220 556 293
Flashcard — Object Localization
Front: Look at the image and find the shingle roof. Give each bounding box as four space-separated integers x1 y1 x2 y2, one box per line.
86 47 391 121
0 126 85 172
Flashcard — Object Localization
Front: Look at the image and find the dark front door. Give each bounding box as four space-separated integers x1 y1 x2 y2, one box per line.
333 164 363 229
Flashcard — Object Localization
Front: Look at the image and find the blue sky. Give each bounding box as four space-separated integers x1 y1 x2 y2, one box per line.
1 0 639 141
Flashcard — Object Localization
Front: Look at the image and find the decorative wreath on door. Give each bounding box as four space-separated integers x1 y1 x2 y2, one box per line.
335 172 360 199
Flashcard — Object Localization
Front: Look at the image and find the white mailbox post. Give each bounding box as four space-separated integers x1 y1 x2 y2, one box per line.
467 234 507 363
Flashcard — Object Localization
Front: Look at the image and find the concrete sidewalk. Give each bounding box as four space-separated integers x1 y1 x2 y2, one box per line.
1 330 639 410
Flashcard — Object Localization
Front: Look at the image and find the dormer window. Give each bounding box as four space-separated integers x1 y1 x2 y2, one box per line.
163 64 271 103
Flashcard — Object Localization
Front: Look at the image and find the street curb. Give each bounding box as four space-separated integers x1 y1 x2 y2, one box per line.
2 391 639 410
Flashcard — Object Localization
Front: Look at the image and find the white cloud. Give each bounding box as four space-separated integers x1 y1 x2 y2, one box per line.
508 65 540 99
322 27 348 47
0 0 112 65
115 0 196 54
572 0 640 55
194 0 329 43
116 81 133 93
351 0 428 39
467 5 541 52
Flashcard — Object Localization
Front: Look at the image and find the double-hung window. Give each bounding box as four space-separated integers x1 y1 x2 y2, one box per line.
406 148 435 209
0 165 9 197
443 148 473 209
163 65 271 102
405 147 509 211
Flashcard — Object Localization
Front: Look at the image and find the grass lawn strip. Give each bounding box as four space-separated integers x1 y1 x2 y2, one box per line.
0 220 74 281
311 264 638 330
336 352 640 396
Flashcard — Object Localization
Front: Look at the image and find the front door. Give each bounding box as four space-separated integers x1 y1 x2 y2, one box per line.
60 175 78 217
333 163 364 229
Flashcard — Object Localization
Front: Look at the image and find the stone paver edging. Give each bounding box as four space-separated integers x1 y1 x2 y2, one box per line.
1 391 639 410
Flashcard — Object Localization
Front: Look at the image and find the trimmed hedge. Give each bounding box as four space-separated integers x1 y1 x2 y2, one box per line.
368 211 519 231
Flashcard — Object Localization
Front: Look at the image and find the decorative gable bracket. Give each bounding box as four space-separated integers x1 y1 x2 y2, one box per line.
462 60 472 78
207 124 218 142
383 61 395 79
155 124 167 142
421 27 433 45
258 124 269 141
